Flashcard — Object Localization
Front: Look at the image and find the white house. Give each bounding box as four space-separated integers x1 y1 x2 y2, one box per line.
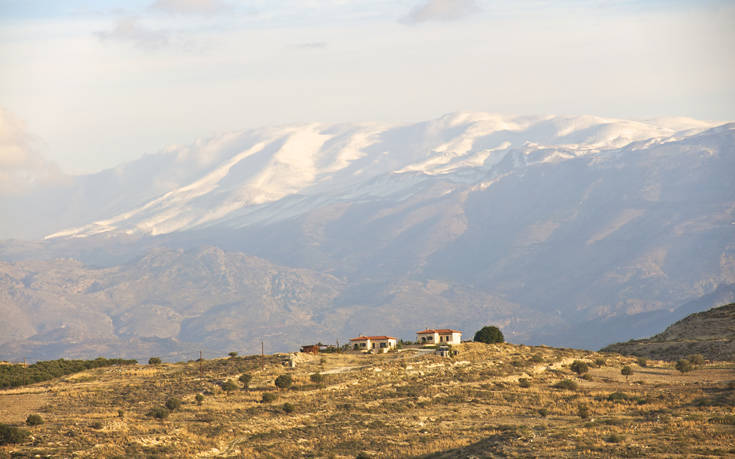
416 329 462 345
350 335 397 352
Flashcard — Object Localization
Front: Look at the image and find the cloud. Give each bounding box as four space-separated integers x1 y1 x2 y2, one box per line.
151 0 231 15
96 17 169 49
401 0 480 24
0 108 63 195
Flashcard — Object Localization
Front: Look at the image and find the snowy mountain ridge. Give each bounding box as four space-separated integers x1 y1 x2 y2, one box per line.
44 112 720 239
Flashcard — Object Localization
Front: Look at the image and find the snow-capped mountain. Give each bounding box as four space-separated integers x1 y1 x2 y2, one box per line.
10 112 717 240
1 113 734 360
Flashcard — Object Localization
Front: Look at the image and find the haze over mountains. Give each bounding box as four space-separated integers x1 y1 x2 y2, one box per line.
1 113 734 361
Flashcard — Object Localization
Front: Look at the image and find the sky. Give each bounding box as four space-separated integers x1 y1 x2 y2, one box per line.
0 0 734 176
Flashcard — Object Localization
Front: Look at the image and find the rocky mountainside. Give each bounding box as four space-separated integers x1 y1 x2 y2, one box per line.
601 303 735 361
1 113 734 360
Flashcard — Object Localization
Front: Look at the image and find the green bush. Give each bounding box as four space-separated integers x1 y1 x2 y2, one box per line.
687 354 705 366
473 326 504 344
221 380 239 392
538 408 549 417
621 366 633 379
148 357 162 365
195 394 205 404
275 374 293 390
148 407 170 419
118 409 125 418
595 358 606 367
675 359 693 373
90 421 103 430
570 360 589 375
282 402 295 414
239 373 252 388
577 403 590 419
607 391 628 402
165 397 181 411
262 392 277 403
0 424 30 445
518 378 531 388
228 352 238 358
530 354 544 363
25 414 43 426
552 379 578 391
605 433 624 443
636 357 647 367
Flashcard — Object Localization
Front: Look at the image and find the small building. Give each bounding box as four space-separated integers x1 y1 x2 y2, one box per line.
349 335 397 352
300 345 320 354
416 329 462 345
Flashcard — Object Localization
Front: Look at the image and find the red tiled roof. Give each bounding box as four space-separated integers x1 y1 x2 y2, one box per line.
349 336 397 341
416 329 461 334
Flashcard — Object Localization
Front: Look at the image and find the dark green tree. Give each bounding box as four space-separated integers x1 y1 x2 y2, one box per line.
239 373 252 389
473 326 504 344
570 360 589 376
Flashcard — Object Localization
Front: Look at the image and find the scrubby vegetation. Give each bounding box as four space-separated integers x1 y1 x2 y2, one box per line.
473 325 504 344
25 414 43 426
0 357 136 389
0 424 30 445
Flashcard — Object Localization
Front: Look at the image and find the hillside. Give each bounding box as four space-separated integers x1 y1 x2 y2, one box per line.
1 343 733 457
601 303 735 361
1 113 734 358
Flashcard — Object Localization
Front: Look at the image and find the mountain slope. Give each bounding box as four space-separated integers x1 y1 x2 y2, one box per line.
1 113 734 359
601 303 735 360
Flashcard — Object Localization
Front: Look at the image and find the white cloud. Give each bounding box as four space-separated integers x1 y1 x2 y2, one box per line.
0 108 63 195
401 0 480 24
151 0 231 15
96 16 169 49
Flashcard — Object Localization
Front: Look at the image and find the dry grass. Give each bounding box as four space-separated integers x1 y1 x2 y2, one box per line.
1 343 733 458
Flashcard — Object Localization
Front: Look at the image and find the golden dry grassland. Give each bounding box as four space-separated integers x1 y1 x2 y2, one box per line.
1 343 734 458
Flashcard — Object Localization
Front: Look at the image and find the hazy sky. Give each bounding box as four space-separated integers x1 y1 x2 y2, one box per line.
0 0 734 174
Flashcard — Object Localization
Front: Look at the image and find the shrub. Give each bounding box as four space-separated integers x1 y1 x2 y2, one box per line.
595 358 606 367
275 374 293 390
687 354 705 366
518 378 531 388
221 380 239 392
228 352 238 358
621 366 633 379
310 373 324 384
552 379 578 391
636 357 647 367
607 391 628 402
239 373 252 388
148 357 162 365
356 453 372 459
282 402 295 414
165 397 181 411
530 354 544 363
473 326 504 344
0 424 30 445
118 409 125 418
195 394 205 404
581 373 593 381
148 407 170 419
90 421 103 429
570 360 589 375
262 393 277 403
605 433 624 443
538 408 549 417
577 403 590 419
675 359 693 373
25 414 43 426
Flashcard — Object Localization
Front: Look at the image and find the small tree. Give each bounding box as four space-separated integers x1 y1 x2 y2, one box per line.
262 392 277 403
195 394 205 405
165 397 181 411
0 424 30 445
228 352 238 358
222 380 239 392
473 326 504 344
148 407 170 419
636 357 647 367
577 403 590 419
25 414 43 426
282 402 295 414
239 373 252 389
570 360 589 376
675 359 693 373
621 366 633 380
686 354 705 367
275 374 293 390
148 357 162 365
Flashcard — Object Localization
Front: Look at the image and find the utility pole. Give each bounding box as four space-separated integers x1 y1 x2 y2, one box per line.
261 341 264 369
199 350 203 377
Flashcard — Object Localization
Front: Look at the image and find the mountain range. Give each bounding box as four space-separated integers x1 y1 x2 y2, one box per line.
1 112 733 361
